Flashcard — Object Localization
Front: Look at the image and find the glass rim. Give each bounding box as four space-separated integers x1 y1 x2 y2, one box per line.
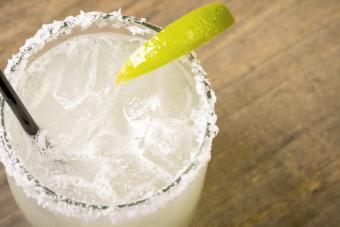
0 11 216 214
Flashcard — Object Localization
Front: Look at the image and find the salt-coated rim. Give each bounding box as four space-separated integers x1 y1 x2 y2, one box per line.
0 10 218 221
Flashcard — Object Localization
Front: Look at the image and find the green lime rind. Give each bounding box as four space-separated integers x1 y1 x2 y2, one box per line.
115 3 235 84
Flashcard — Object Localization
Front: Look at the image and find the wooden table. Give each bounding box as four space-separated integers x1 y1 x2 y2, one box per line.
0 0 339 226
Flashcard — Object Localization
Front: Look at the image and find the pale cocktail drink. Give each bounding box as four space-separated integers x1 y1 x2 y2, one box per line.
0 11 217 227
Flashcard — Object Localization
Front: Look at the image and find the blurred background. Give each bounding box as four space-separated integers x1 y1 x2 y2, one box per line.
0 0 339 226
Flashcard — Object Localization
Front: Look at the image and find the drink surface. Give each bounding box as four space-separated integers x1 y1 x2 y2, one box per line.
6 32 207 205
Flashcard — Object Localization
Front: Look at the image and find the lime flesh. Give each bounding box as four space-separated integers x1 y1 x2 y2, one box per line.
115 3 235 84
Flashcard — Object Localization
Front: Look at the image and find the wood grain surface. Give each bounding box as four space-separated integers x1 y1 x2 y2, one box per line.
0 0 339 226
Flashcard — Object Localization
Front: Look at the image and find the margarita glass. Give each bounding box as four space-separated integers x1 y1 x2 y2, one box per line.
0 11 217 227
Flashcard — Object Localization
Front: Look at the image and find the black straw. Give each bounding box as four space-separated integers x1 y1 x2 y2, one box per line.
0 69 39 135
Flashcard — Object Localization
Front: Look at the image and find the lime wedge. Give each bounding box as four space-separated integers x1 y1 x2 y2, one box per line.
115 3 235 84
